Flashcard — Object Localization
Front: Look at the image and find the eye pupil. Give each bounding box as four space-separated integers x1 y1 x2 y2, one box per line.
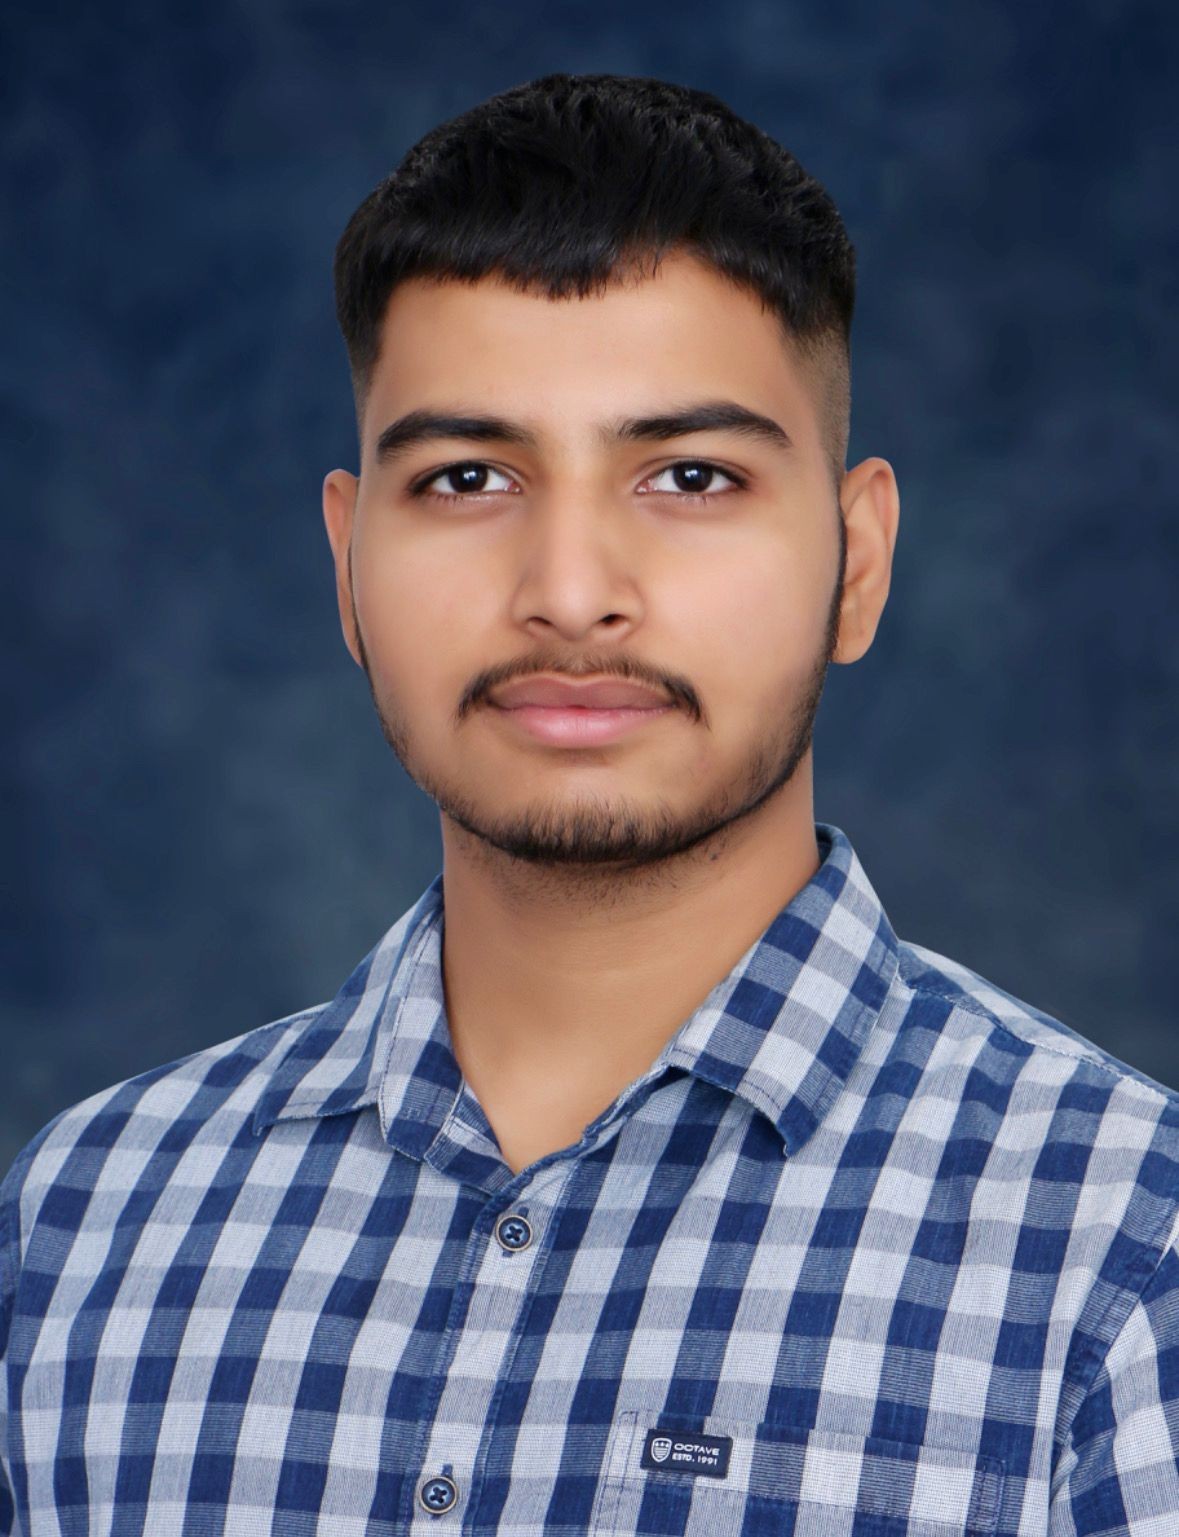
449 463 488 493
674 462 711 493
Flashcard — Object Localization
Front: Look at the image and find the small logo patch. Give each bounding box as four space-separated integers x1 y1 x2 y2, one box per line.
640 1427 732 1479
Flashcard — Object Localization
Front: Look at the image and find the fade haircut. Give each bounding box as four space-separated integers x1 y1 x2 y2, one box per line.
333 73 856 495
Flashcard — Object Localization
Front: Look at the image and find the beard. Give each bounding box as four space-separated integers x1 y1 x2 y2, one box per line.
349 517 845 880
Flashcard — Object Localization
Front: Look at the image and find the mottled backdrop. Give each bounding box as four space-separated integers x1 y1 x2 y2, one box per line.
4 0 1177 1172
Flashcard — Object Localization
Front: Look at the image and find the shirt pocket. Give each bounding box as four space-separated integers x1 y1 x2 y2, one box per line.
587 1408 1005 1537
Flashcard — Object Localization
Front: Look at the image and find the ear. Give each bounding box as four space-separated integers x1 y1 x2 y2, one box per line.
322 468 363 669
831 456 901 665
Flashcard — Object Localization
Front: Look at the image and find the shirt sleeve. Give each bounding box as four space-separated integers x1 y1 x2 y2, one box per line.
1051 1240 1179 1535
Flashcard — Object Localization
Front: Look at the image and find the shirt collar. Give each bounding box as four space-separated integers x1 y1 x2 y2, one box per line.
253 821 901 1158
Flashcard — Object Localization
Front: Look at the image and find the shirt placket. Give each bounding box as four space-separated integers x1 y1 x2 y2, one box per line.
407 1154 573 1532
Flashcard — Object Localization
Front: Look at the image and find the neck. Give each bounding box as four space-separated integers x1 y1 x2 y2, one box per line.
436 769 822 1130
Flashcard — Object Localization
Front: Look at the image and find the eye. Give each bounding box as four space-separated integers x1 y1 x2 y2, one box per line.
640 460 746 504
409 461 519 500
407 458 746 505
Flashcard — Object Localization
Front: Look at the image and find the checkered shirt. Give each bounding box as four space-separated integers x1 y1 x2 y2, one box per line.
3 821 1179 1535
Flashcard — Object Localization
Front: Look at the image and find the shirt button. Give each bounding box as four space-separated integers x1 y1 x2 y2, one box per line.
494 1212 533 1252
418 1473 459 1514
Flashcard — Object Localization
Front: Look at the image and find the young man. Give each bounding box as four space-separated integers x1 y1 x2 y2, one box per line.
2 73 1176 1537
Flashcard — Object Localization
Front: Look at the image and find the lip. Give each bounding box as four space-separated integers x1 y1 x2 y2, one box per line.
489 675 671 710
490 702 674 746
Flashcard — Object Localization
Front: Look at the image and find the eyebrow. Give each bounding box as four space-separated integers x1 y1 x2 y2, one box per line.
372 399 794 467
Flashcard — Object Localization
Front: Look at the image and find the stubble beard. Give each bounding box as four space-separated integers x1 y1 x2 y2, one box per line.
349 525 845 882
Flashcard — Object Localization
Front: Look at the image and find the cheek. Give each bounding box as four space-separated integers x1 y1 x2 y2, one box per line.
684 549 826 698
353 539 497 699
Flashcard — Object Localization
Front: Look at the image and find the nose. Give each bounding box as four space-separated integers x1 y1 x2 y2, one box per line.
507 493 644 644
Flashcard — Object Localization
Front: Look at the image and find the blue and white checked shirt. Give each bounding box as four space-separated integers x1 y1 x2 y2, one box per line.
3 821 1179 1536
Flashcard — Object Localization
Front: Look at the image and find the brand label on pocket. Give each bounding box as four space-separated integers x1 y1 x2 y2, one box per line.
640 1427 732 1478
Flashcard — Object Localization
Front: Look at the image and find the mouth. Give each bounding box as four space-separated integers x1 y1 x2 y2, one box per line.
489 701 675 746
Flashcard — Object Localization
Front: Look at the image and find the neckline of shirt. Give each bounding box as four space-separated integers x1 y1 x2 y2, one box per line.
252 822 902 1161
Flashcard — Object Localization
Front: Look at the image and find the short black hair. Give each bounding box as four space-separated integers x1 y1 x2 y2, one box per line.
333 73 856 492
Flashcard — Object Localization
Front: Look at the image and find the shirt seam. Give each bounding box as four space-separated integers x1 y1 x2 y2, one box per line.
904 979 1173 1100
0 1113 68 1330
1054 1205 1179 1470
0 1160 17 1321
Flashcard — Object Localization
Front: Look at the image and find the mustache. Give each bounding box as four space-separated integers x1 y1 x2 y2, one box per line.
459 656 701 723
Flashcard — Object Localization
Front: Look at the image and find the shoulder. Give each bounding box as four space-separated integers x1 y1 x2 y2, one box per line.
0 1002 329 1276
896 934 1179 1116
882 937 1179 1376
891 934 1179 1283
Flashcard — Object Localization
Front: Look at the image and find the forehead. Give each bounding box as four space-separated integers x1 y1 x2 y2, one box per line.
365 249 819 451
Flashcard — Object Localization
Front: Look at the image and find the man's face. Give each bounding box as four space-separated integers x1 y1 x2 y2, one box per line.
324 249 850 873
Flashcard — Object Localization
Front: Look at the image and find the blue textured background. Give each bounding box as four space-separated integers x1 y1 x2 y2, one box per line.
4 0 1176 1171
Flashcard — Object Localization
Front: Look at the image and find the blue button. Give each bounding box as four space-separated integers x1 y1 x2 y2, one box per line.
495 1212 533 1252
418 1473 459 1513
